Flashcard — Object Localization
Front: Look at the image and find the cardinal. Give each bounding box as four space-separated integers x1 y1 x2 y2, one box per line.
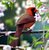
10 3 38 47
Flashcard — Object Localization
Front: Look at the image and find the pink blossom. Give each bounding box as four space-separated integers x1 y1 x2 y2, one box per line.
34 13 41 21
47 19 49 24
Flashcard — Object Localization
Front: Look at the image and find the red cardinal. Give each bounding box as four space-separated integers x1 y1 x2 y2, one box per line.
10 7 38 47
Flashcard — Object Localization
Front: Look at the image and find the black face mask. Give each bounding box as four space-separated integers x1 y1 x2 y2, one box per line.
31 8 36 16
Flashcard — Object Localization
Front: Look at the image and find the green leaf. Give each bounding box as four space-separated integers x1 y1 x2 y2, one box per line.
37 2 43 8
5 19 14 26
9 36 18 40
44 25 49 30
7 35 18 44
32 36 37 43
45 32 49 38
46 12 49 17
34 41 44 47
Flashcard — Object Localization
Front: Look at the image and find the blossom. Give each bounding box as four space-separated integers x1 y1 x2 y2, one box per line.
0 23 4 30
0 2 7 11
40 0 48 2
43 17 48 23
14 16 20 23
27 47 32 50
5 31 12 36
21 41 30 47
3 45 11 50
16 7 22 15
22 1 26 8
39 6 47 15
26 0 33 6
7 2 10 5
22 0 35 9
34 13 41 21
15 3 19 8
47 19 49 24
0 2 7 17
0 12 4 17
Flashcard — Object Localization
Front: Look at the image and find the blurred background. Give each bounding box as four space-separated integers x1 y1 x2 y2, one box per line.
0 0 49 50
0 0 48 31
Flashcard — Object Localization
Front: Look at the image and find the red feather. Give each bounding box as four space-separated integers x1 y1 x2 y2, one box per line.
10 7 38 47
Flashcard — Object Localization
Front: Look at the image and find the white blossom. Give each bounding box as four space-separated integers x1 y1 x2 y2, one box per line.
26 0 33 6
22 1 26 8
0 12 4 17
47 19 49 24
3 45 11 50
0 2 7 11
15 3 19 8
21 41 30 47
40 0 48 2
0 2 7 17
16 7 22 15
39 6 47 15
43 17 48 23
45 17 48 20
41 7 47 12
0 23 4 30
7 2 10 4
14 16 20 23
34 13 41 21
25 4 35 9
27 47 32 50
5 31 12 36
22 0 35 9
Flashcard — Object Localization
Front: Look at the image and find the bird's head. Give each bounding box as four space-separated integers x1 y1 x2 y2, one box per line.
26 7 38 16
31 7 38 16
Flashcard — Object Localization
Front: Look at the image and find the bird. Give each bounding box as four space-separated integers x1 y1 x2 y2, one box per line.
10 7 38 47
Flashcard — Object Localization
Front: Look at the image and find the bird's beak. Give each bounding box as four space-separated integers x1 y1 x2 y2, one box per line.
34 9 38 13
